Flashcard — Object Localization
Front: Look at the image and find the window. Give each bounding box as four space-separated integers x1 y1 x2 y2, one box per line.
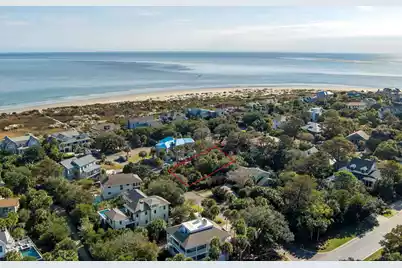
154 210 156 214
163 206 166 210
108 192 111 195
119 221 122 225
145 211 147 215
164 214 166 218
187 247 197 253
108 186 111 188
136 214 139 218
145 220 148 224
132 183 135 186
0 245 3 253
197 244 207 250
120 185 123 190
126 184 129 186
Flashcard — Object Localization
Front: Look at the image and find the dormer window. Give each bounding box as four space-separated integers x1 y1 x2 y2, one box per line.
361 166 368 172
350 164 356 169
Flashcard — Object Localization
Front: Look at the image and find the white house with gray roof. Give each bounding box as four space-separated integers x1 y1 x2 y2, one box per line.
0 135 40 155
60 154 100 180
101 173 142 200
0 229 42 260
98 189 170 229
50 130 91 153
166 218 231 260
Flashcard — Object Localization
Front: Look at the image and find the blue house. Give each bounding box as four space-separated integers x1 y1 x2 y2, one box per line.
155 137 195 151
186 108 223 119
127 116 162 129
316 91 334 100
0 135 40 155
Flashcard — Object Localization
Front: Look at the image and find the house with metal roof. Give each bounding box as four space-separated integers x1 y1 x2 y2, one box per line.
50 130 91 153
98 189 170 229
185 108 223 119
155 137 195 150
301 122 322 134
127 116 162 129
309 107 323 122
60 154 100 180
166 217 231 260
346 130 370 150
0 135 40 155
328 157 382 188
101 173 142 200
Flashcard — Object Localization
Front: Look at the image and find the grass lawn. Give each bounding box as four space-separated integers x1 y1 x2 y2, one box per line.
318 235 356 252
101 163 124 170
382 209 397 218
364 248 384 261
197 190 213 198
128 154 151 163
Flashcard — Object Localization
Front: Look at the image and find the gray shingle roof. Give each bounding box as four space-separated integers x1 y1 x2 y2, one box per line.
103 173 142 187
124 189 170 213
72 155 97 167
104 208 128 221
60 155 97 169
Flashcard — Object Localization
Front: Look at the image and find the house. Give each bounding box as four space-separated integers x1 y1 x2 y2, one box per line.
272 115 287 130
91 123 120 135
328 158 382 187
0 198 19 218
0 229 42 260
50 130 91 153
166 217 231 260
60 154 100 180
227 166 272 187
363 98 377 107
155 137 195 151
309 107 323 122
301 146 319 158
101 173 142 200
0 135 40 155
186 108 223 119
127 116 162 129
316 91 334 100
98 189 170 229
378 88 401 102
160 112 187 123
346 102 368 110
346 130 370 149
301 122 322 134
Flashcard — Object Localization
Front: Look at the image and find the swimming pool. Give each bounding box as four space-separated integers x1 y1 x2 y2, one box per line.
98 209 110 218
20 247 42 260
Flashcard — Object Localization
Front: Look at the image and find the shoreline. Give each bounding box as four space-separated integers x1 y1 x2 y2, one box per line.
0 85 378 114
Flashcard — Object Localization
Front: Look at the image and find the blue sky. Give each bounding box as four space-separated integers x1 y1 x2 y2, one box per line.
1 6 402 52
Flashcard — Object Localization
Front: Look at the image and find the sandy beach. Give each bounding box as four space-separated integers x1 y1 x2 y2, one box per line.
0 85 378 114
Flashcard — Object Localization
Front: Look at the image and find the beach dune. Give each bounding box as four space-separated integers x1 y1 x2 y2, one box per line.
0 85 378 114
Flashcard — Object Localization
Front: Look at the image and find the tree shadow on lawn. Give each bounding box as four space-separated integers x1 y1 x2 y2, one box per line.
285 215 378 260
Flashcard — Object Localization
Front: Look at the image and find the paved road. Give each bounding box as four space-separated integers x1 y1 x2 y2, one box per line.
311 201 402 261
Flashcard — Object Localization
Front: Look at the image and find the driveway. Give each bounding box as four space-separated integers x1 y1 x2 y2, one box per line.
288 201 402 261
311 210 402 261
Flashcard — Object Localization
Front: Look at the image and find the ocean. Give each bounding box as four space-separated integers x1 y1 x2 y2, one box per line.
1 52 402 110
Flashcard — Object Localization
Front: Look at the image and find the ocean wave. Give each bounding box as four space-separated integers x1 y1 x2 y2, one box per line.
73 59 193 72
278 57 376 64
